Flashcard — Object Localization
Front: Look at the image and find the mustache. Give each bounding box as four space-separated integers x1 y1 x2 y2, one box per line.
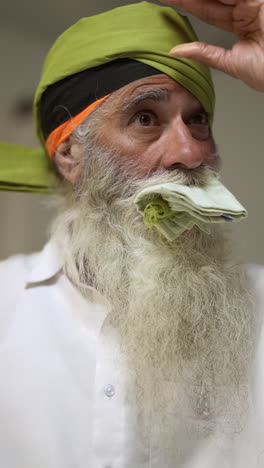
140 164 218 187
123 163 221 203
110 150 221 190
75 142 220 202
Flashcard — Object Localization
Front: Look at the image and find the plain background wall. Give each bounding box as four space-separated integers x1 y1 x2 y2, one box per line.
0 2 263 263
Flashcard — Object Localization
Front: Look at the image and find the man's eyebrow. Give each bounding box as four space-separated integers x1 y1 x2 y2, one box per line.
122 88 170 112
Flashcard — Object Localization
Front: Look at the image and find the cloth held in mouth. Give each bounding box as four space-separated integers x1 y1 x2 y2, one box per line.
135 178 247 241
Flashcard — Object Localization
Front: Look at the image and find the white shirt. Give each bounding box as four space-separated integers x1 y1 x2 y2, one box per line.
1 240 264 468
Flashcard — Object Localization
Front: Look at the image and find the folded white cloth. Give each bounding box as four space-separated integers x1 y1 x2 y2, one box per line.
135 177 247 241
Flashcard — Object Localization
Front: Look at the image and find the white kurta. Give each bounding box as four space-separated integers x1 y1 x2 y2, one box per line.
0 240 264 468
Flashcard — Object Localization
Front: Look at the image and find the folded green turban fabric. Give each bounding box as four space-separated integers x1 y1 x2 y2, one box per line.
0 1 215 193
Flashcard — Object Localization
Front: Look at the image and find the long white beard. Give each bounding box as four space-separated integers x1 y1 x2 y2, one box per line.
52 136 256 445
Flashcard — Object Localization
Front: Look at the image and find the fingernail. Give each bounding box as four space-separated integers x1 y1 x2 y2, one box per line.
170 45 190 55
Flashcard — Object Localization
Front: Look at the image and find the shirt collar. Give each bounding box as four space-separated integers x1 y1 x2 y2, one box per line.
25 240 63 286
24 239 110 312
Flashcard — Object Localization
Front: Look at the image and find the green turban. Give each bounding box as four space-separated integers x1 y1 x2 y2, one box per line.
0 1 215 193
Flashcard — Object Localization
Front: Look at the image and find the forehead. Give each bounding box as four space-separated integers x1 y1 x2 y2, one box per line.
106 73 202 111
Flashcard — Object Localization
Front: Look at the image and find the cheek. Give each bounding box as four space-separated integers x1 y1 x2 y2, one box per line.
117 140 165 177
97 122 162 174
203 139 218 168
117 141 162 176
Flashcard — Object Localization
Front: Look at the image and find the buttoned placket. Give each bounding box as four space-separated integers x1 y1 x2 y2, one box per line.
91 321 126 468
90 316 151 468
56 274 126 468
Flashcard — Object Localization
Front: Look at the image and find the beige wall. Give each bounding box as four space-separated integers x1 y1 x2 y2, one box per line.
212 72 264 264
0 20 263 263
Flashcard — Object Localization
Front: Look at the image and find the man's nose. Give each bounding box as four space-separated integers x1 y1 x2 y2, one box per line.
160 119 208 170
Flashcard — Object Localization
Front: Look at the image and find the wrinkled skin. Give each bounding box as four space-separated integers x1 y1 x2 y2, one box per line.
161 0 264 91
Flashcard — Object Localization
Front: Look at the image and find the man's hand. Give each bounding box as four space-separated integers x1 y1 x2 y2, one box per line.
161 0 264 91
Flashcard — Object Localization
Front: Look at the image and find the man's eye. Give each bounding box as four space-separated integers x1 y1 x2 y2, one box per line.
134 111 159 127
189 112 209 126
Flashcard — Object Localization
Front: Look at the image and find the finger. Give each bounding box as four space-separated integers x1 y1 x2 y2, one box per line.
219 0 236 4
170 42 234 77
159 0 234 31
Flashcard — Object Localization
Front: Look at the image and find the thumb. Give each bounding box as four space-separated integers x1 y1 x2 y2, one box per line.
170 42 232 75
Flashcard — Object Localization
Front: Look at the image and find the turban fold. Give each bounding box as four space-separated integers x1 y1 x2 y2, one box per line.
0 1 215 193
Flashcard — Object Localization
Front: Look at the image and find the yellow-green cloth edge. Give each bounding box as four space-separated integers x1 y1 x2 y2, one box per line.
0 143 58 193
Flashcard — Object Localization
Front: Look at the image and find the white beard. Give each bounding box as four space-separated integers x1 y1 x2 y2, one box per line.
51 135 256 447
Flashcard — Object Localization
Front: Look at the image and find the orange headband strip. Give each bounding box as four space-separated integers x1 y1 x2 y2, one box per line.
45 94 111 157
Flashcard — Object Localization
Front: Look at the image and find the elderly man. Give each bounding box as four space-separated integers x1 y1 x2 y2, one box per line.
0 0 264 467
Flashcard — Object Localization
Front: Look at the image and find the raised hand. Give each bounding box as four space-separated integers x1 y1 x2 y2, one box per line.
161 0 264 91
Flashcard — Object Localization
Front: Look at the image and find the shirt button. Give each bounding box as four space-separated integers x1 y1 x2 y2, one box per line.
103 384 115 397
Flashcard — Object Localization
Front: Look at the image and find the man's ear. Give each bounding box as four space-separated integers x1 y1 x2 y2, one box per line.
53 138 83 184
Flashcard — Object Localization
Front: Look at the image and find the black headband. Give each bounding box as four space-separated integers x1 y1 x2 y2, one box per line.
40 58 162 139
